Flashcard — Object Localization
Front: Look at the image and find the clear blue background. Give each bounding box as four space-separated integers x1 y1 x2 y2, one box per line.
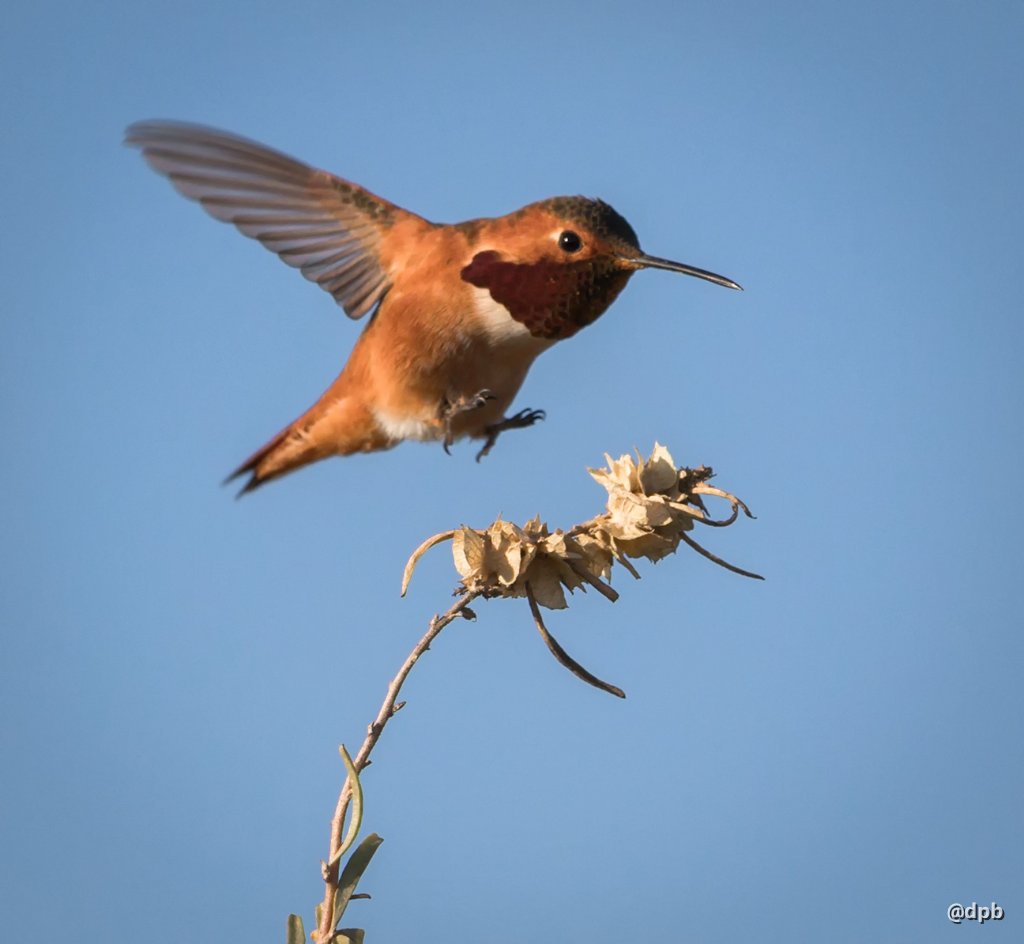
3 2 1021 941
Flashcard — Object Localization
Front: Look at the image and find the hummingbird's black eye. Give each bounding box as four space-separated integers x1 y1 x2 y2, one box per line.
558 230 583 253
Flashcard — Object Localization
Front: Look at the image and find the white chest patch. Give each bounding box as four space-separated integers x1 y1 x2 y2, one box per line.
372 410 439 443
469 286 537 345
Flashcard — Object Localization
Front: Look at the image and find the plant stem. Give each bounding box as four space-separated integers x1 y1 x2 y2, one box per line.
316 590 480 942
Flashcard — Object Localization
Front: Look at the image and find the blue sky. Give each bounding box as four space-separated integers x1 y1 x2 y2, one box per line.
2 2 1022 941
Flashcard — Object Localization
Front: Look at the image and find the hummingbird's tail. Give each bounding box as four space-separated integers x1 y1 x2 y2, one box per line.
225 393 394 496
224 425 300 497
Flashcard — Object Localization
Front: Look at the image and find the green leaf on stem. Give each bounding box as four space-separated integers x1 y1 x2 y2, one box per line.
328 746 364 868
334 930 365 944
333 834 384 925
285 914 306 944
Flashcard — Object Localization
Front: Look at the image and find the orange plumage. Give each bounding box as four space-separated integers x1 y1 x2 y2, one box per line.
126 121 740 493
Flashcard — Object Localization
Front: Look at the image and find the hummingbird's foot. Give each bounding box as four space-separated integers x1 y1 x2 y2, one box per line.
441 389 497 454
476 408 546 462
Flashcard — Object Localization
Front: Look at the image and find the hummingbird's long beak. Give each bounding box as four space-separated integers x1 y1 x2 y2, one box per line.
629 253 743 291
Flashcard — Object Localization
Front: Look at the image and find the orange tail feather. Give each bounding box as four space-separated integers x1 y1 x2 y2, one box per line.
225 394 395 496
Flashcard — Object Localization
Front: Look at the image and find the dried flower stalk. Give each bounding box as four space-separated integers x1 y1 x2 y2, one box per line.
308 444 759 942
402 443 760 696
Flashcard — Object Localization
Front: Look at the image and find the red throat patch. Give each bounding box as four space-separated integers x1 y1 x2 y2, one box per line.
461 251 632 340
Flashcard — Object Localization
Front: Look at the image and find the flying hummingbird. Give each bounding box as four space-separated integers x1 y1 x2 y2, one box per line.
125 121 741 494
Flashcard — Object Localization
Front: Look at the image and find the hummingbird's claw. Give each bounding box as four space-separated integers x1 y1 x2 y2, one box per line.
476 408 546 462
442 389 498 454
470 389 498 410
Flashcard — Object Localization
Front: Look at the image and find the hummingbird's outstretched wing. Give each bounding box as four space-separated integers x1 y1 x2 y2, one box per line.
125 121 414 319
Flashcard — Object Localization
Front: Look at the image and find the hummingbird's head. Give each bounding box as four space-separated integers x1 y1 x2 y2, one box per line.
460 196 740 341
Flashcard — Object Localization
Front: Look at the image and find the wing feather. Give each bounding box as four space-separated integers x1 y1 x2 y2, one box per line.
125 120 417 319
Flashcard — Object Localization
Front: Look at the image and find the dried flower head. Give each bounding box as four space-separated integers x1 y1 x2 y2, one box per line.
401 444 760 697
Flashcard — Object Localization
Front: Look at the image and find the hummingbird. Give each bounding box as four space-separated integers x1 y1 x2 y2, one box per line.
125 121 741 494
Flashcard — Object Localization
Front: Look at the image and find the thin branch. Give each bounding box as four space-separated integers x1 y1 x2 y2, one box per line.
679 532 764 580
669 498 738 527
610 546 643 580
400 530 457 596
316 590 480 943
693 483 756 519
526 584 626 699
565 558 619 602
